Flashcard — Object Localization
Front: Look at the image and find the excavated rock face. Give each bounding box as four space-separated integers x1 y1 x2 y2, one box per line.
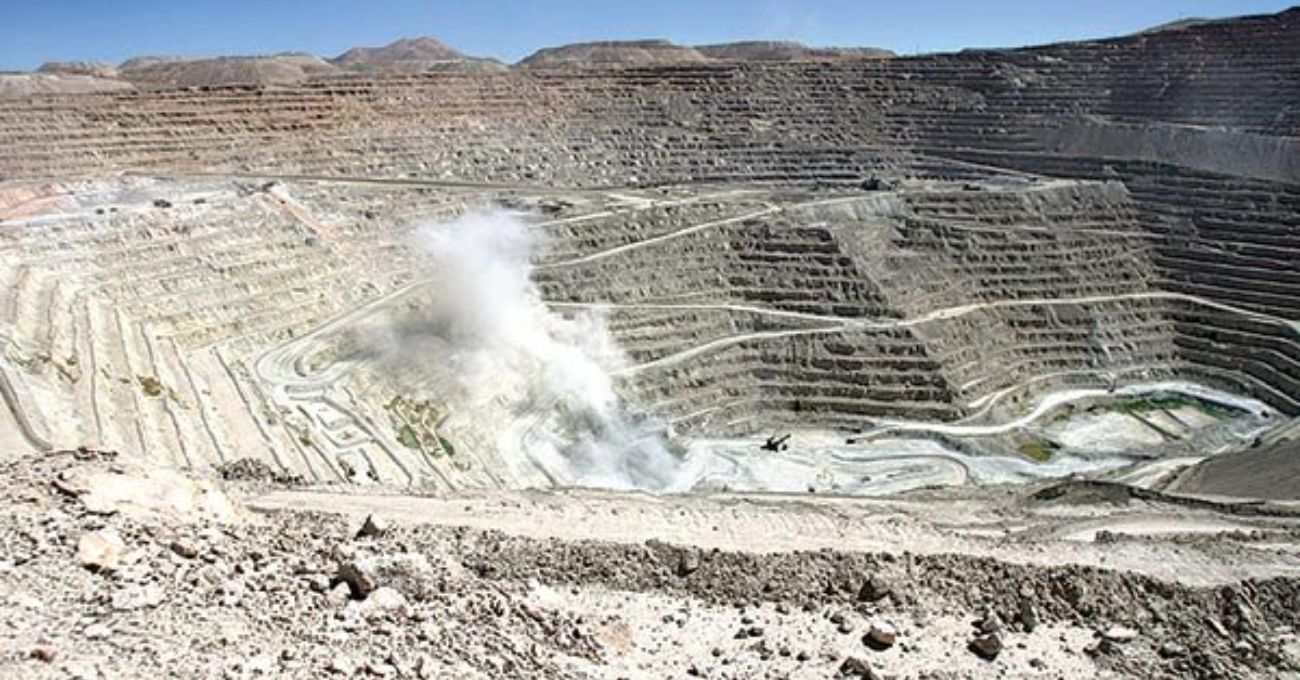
0 11 1295 495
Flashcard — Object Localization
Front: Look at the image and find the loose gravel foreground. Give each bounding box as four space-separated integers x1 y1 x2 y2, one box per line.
2 450 1300 679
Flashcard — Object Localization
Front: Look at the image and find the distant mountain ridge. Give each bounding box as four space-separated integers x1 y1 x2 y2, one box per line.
10 38 502 94
695 40 894 62
333 37 461 67
517 40 711 69
17 35 897 89
6 10 1282 94
331 37 506 73
117 53 340 87
516 38 895 68
36 61 120 78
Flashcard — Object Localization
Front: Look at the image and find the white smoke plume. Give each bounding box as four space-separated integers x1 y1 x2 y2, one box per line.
399 208 682 490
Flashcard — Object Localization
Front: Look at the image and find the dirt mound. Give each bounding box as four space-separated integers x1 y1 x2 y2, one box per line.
118 53 339 87
1168 438 1300 501
1031 479 1148 506
696 41 893 61
517 39 710 69
462 530 1300 678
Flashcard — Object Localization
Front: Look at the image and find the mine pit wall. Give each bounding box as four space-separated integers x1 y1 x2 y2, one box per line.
613 180 1210 437
888 183 1178 409
0 8 1295 187
784 184 1182 417
1033 118 1300 186
0 65 926 186
879 12 1300 413
921 151 1300 416
879 10 1300 416
4 177 1286 483
531 195 958 435
623 330 960 437
0 9 1297 477
881 8 1300 142
0 182 409 478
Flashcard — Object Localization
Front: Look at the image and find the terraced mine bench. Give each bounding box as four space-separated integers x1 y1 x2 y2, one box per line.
0 9 1297 487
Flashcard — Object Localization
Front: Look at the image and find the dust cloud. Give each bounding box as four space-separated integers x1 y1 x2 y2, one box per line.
405 209 682 490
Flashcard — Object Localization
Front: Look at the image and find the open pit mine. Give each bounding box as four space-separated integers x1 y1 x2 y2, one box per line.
2 9 1300 680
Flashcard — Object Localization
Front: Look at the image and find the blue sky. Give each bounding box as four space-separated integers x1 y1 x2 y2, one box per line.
1 1 1294 70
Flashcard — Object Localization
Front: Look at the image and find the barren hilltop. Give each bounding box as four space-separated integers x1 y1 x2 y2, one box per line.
1 34 899 93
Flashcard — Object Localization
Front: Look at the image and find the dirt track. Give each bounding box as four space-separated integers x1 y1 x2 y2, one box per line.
246 483 1300 587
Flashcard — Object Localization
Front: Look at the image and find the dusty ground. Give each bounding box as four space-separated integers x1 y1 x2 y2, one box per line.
3 450 1299 679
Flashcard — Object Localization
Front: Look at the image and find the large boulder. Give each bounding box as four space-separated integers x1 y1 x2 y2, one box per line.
76 529 125 572
857 573 896 603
